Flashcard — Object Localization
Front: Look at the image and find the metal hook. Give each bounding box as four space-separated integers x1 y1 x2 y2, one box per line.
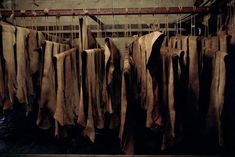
112 7 115 38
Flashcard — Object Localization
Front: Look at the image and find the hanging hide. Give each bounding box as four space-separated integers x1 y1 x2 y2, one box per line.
1 24 17 106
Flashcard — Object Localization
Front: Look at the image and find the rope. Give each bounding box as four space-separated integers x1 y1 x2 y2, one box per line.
74 19 77 39
194 15 196 35
22 15 26 28
58 16 61 42
99 13 102 42
32 11 36 30
165 14 169 42
71 15 74 47
111 0 114 38
61 20 64 41
191 16 193 36
176 14 179 35
138 8 142 36
116 1 119 38
191 15 196 36
48 16 50 39
47 16 49 40
124 8 128 46
31 3 36 30
179 13 182 35
179 4 182 35
56 16 58 39
44 16 47 40
43 9 49 40
129 23 132 37
96 9 99 48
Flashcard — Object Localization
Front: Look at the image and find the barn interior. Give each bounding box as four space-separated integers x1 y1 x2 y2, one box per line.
0 0 235 156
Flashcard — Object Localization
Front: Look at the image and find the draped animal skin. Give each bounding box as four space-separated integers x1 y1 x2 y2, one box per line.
199 48 215 136
71 49 80 117
0 26 5 106
28 30 39 75
77 56 86 127
82 49 96 142
77 17 100 128
38 31 45 47
134 31 164 128
65 44 70 50
53 42 60 56
27 30 39 97
36 31 45 97
168 36 175 48
176 35 182 49
52 42 60 96
205 37 212 50
207 51 227 147
228 28 235 46
53 52 66 126
199 34 227 148
81 48 105 142
15 27 30 108
1 24 17 104
168 35 182 49
94 48 105 129
77 18 87 127
119 31 164 154
159 47 176 150
119 51 130 145
51 41 61 136
52 35 58 42
37 41 57 129
64 49 77 125
104 38 121 129
181 36 188 66
59 44 65 53
217 31 228 52
103 44 111 113
0 55 4 107
119 50 137 155
79 18 98 51
201 37 212 71
172 48 187 146
72 38 80 49
211 36 219 52
188 36 200 112
54 48 78 127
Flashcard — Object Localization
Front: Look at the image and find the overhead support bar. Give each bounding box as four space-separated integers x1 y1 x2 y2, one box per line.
88 15 104 29
0 7 209 17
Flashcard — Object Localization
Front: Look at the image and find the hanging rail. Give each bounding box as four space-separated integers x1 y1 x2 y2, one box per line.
0 7 209 17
